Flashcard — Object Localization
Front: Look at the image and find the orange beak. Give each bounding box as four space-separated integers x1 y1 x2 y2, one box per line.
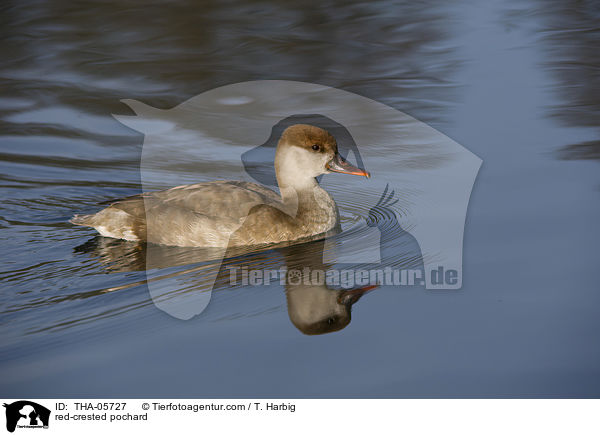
326 153 370 178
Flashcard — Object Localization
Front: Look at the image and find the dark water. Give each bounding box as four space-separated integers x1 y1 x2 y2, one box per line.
1 0 599 397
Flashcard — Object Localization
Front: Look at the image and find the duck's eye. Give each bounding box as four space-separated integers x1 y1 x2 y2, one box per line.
311 144 320 151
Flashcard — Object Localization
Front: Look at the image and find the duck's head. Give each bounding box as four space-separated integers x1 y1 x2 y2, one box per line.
286 281 377 335
275 124 370 187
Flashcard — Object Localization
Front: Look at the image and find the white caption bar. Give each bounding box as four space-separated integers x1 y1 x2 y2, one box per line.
1 399 598 435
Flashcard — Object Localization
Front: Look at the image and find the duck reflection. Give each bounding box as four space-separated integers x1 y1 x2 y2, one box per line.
280 240 376 335
75 233 378 335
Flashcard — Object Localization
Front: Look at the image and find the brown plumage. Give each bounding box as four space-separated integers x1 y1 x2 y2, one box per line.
71 124 370 248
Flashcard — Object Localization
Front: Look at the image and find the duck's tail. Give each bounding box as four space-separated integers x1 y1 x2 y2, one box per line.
70 214 94 226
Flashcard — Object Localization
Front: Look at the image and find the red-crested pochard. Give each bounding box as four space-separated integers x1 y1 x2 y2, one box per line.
71 124 370 247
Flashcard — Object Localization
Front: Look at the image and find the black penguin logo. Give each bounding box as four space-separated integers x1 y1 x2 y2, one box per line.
3 401 50 433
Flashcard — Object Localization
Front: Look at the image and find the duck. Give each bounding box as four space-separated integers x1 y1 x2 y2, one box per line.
71 124 370 248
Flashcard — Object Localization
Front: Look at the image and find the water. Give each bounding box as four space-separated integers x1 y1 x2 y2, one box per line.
1 0 599 397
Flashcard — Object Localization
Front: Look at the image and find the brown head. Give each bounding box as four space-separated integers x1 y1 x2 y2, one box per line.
275 124 370 188
286 282 377 335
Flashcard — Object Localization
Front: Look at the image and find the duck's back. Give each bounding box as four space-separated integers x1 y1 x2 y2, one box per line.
71 181 288 247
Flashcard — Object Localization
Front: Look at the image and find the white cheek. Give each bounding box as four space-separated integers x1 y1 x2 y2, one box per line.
296 149 321 176
317 153 333 174
311 153 330 176
278 146 330 179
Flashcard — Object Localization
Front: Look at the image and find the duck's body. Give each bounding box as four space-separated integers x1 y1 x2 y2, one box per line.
71 124 369 248
72 179 339 247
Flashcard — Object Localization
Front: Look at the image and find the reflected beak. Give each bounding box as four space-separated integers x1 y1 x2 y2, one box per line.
326 153 370 178
337 284 378 306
